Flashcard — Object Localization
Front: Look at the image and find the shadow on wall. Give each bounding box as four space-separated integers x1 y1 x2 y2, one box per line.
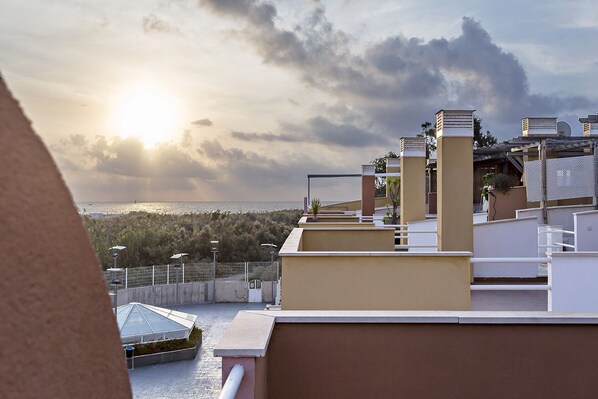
0 75 131 398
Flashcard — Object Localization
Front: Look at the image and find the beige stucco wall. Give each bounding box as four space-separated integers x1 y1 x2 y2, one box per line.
437 136 473 252
0 77 131 398
300 229 395 252
400 156 426 225
281 254 471 310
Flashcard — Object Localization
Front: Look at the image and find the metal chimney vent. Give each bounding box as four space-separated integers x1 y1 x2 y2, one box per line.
400 137 426 157
521 117 557 136
435 110 474 137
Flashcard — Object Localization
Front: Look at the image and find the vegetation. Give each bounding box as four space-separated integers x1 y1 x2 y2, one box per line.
385 177 400 224
84 209 302 269
491 173 519 194
480 172 495 201
370 151 398 197
417 121 437 158
310 198 321 222
132 326 202 356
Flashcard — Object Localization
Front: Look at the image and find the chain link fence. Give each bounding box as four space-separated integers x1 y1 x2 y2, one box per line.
103 261 280 289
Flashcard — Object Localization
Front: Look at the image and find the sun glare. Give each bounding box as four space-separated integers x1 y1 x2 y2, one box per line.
111 84 179 147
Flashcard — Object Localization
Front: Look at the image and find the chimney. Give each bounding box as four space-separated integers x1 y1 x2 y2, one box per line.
436 110 474 258
521 117 557 136
400 137 426 233
579 114 598 137
361 164 376 219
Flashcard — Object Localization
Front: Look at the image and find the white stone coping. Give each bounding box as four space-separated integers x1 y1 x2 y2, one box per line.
214 310 598 357
213 312 275 357
573 209 598 216
474 216 538 226
279 250 471 257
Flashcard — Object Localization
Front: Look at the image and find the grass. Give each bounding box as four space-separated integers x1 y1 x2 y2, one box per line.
129 326 202 356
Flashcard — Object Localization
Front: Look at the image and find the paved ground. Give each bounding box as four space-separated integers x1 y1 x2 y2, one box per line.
129 303 266 399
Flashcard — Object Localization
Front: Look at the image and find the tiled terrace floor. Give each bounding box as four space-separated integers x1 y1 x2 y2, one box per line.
128 291 548 398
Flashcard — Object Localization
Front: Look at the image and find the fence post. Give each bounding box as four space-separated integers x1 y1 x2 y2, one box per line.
167 264 170 285
152 265 155 286
125 268 128 289
182 263 185 283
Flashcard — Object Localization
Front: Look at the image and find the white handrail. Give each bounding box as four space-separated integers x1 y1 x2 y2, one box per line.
538 229 575 235
470 257 550 263
471 284 550 291
554 242 576 249
395 245 437 249
219 364 244 399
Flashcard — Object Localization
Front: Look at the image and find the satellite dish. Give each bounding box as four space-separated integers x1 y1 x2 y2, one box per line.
557 121 571 137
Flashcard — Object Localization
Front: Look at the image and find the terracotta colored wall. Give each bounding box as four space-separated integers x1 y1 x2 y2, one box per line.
0 77 131 398
488 186 528 220
222 356 267 399
267 323 598 399
361 175 375 216
428 192 437 214
281 255 471 310
300 229 395 252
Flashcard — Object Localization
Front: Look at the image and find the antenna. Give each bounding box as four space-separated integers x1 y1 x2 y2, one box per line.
557 121 571 137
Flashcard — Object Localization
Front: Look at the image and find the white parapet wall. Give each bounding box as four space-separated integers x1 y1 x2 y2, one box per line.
574 210 598 251
406 213 487 252
473 217 540 278
549 252 598 311
517 204 594 232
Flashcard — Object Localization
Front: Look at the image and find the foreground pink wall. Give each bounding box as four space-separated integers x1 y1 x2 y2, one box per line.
0 76 131 398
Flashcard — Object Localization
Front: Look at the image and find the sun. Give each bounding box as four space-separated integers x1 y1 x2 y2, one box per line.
110 84 179 147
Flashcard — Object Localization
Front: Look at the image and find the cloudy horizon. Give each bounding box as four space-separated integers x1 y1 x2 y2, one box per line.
1 0 596 202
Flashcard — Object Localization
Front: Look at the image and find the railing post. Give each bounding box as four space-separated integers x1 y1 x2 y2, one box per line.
152 265 155 286
167 264 170 285
182 263 185 283
125 268 128 289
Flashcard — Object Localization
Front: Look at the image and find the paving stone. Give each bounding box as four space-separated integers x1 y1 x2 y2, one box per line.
129 303 266 399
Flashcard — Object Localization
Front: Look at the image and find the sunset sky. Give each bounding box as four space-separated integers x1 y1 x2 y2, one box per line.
1 0 597 202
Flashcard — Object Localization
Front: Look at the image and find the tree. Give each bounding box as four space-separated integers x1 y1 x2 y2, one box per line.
370 151 398 197
385 177 400 224
417 121 437 158
474 117 498 149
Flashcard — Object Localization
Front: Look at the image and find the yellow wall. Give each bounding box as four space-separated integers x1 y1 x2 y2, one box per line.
437 136 473 252
400 156 426 225
301 228 395 252
298 222 375 229
281 254 471 310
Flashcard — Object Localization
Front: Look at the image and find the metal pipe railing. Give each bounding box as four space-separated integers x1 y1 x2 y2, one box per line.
470 257 550 263
471 284 550 291
219 364 244 399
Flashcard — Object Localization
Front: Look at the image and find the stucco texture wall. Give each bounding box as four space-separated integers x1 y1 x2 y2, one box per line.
300 229 395 252
0 77 131 398
281 255 470 310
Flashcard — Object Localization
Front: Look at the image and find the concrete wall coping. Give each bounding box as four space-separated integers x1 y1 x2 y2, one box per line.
302 227 393 231
214 312 275 358
551 252 598 258
216 310 598 357
279 250 471 257
519 204 594 212
474 216 538 226
573 209 598 216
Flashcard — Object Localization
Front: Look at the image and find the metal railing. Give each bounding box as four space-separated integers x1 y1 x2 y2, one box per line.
470 257 551 291
102 261 279 289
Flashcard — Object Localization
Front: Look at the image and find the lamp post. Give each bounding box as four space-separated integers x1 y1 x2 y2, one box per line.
261 243 278 305
170 253 188 308
210 240 219 304
108 245 126 315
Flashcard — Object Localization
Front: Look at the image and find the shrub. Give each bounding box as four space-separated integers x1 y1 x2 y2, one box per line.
131 326 202 356
491 173 519 194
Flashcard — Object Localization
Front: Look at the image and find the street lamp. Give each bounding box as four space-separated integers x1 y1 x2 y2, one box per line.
210 240 219 304
170 253 188 308
108 245 126 315
261 243 278 305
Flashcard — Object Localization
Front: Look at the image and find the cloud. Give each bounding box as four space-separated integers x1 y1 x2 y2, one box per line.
142 14 181 35
199 1 592 139
191 118 213 126
231 131 300 143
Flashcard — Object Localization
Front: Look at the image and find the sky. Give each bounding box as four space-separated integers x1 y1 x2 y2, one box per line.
1 0 597 202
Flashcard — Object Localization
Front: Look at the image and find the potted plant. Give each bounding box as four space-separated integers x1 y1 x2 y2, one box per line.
310 198 321 222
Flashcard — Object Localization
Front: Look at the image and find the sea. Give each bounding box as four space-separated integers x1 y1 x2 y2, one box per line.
76 201 304 216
